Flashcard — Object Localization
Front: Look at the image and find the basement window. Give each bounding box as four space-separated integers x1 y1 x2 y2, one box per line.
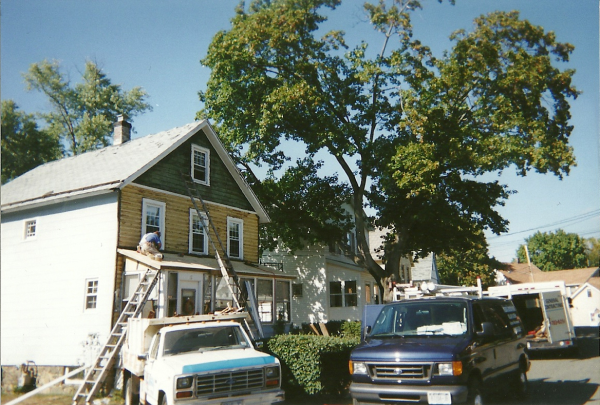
85 279 99 310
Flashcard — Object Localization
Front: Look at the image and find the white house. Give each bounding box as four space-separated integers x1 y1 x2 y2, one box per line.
1 118 292 384
570 277 600 328
261 207 378 326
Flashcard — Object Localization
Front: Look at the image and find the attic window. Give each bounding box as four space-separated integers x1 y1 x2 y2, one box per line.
24 219 37 239
191 144 210 185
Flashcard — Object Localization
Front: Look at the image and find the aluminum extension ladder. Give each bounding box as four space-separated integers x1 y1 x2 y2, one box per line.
181 172 264 340
72 268 160 404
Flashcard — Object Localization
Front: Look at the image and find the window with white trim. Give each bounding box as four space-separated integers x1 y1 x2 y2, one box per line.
238 277 291 324
191 144 210 185
142 199 165 247
227 217 243 259
24 219 37 239
85 279 99 310
329 280 357 307
189 210 208 255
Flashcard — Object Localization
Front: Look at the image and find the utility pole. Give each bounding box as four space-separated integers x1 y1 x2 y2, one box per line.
524 245 534 282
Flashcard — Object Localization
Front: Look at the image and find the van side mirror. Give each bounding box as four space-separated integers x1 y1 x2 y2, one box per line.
137 353 149 361
476 322 494 339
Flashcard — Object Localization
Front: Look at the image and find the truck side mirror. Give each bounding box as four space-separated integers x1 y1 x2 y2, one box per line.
137 353 149 361
476 322 494 339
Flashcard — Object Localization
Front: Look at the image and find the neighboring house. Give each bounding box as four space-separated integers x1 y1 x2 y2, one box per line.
409 253 440 285
497 263 599 295
570 277 600 328
261 206 378 326
368 227 412 284
0 117 293 376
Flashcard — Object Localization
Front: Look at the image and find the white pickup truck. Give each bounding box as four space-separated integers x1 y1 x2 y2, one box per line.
121 313 285 405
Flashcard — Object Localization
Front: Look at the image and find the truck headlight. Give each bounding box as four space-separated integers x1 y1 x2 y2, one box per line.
176 376 193 389
265 366 280 387
350 361 368 375
437 361 462 376
265 366 280 379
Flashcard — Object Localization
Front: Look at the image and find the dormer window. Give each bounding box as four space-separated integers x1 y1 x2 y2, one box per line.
191 144 210 185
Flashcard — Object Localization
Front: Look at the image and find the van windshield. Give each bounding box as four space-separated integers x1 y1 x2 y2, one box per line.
370 301 468 338
163 325 251 356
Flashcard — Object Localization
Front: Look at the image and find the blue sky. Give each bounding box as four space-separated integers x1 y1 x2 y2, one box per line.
2 0 598 263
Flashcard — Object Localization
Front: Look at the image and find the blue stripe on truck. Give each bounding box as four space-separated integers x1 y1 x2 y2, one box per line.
182 356 277 374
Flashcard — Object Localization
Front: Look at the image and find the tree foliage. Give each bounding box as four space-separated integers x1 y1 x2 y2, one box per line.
437 242 502 288
517 229 588 271
585 237 600 267
22 59 152 156
1 100 62 184
198 0 578 291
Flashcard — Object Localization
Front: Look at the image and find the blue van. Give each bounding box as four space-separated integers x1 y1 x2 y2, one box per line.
349 296 530 405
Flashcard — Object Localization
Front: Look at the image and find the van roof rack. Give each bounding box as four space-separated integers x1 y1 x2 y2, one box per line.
394 278 483 301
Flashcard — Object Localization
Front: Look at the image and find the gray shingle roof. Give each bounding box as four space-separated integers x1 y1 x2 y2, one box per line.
1 120 269 222
1 122 200 210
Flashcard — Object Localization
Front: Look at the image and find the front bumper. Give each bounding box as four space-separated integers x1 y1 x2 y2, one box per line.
174 389 285 405
350 382 468 404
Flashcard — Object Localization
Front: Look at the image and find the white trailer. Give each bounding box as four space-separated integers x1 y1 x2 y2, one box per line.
487 281 576 352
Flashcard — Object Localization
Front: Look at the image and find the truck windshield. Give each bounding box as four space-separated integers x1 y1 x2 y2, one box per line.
163 325 251 356
370 301 469 338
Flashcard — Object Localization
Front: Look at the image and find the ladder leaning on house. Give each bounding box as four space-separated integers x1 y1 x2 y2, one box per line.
180 172 264 340
72 268 160 405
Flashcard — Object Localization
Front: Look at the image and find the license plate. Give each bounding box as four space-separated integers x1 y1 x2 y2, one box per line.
427 391 451 405
221 401 243 405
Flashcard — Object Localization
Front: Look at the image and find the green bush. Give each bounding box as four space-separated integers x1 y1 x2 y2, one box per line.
340 321 361 338
267 334 360 396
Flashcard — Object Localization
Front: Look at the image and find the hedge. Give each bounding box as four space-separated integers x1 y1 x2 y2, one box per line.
267 334 361 396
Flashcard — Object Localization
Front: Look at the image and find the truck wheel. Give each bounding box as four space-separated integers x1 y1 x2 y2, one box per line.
467 378 484 405
124 376 139 405
158 392 169 405
513 368 528 400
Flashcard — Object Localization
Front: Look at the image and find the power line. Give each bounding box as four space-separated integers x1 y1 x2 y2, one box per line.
488 209 600 239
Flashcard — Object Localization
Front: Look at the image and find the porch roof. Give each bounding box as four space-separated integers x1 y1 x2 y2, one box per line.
117 249 295 279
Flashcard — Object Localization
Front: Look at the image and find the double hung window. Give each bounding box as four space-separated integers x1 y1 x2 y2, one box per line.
329 280 358 307
191 144 210 185
85 279 99 310
189 210 208 255
142 199 165 247
227 217 243 259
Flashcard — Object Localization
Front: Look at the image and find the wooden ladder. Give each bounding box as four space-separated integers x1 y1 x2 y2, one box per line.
72 269 160 405
181 172 264 339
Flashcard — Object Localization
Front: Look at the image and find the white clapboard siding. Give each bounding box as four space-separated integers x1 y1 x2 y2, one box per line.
0 193 119 366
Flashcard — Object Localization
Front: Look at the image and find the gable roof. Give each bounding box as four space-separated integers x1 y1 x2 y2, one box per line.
1 120 269 223
411 253 440 283
499 263 599 286
571 277 600 299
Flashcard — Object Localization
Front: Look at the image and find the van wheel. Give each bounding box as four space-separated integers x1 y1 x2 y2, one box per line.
513 368 528 399
467 378 484 405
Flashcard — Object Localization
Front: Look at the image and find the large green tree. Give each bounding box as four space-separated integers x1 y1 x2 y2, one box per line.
1 100 62 184
585 237 600 267
517 230 588 271
198 0 577 295
22 59 152 156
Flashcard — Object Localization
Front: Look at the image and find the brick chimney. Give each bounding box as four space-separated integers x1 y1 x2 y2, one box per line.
113 114 132 145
